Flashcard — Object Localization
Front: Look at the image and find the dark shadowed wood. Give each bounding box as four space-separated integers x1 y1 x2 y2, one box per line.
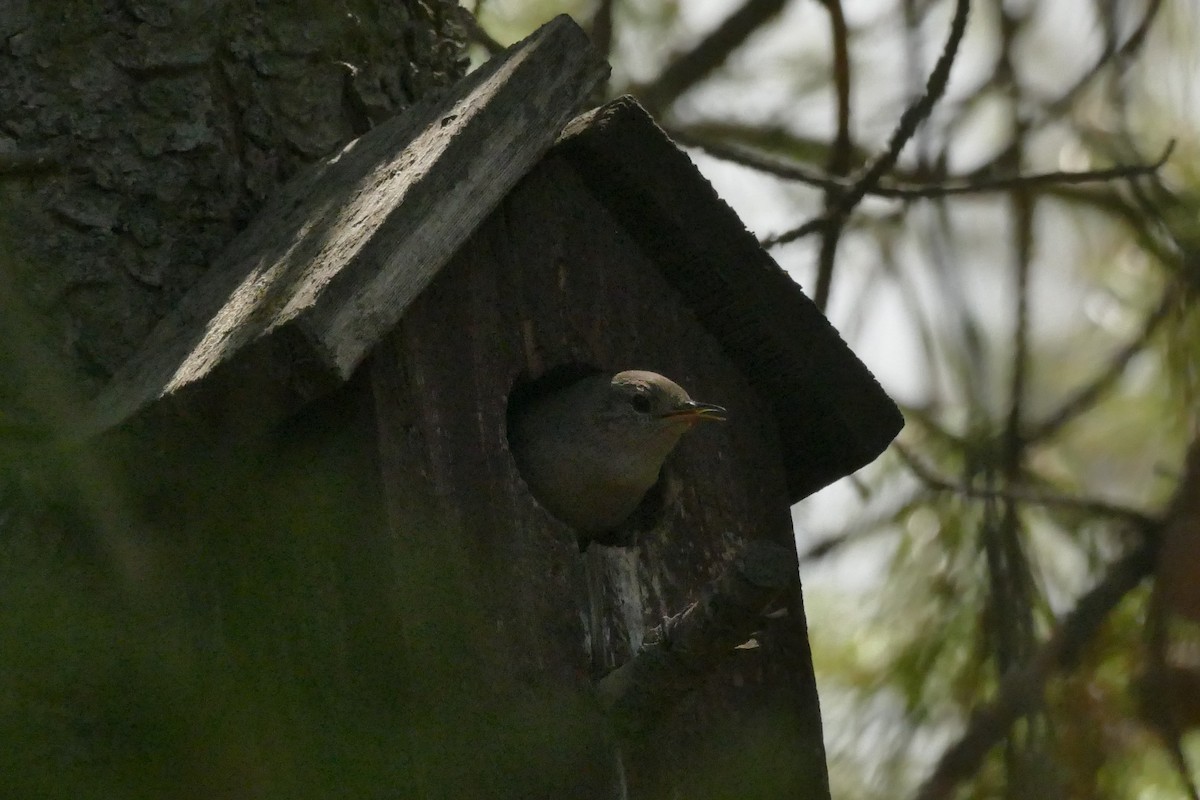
555 97 903 501
597 539 795 734
372 153 831 799
85 15 608 440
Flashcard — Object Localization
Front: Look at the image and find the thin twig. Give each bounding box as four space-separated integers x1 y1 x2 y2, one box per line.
671 132 1174 200
1048 0 1161 119
894 443 1159 530
822 0 852 171
1045 181 1179 269
904 142 1176 195
950 0 1163 186
1023 289 1174 443
764 0 970 247
798 488 932 564
589 0 615 64
987 5 1038 718
462 12 504 56
635 0 788 115
899 404 970 450
813 0 854 312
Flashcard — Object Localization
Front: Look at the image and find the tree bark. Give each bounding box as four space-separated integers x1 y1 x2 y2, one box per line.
0 0 468 404
0 7 466 795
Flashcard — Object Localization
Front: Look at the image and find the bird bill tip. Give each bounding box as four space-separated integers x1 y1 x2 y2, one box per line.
661 402 727 422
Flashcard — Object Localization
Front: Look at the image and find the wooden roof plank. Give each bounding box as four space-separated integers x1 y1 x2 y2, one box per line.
86 15 609 437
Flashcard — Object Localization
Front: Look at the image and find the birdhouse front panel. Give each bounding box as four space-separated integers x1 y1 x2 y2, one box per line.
371 153 827 798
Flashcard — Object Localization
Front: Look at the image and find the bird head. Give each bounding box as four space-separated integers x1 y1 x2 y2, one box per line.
591 371 726 465
508 369 726 534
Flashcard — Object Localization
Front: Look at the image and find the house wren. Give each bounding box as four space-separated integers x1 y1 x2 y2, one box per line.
508 370 726 534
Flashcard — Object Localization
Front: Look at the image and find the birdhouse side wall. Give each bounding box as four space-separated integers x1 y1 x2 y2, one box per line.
370 154 829 799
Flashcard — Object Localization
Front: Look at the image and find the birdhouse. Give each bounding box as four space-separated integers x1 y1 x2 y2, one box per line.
87 16 901 800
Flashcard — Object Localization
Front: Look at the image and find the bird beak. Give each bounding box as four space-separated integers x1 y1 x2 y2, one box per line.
659 401 727 423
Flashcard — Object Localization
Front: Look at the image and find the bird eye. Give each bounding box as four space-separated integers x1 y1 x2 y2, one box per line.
629 394 652 413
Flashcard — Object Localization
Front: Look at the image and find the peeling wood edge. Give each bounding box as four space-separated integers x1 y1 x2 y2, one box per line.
596 539 796 737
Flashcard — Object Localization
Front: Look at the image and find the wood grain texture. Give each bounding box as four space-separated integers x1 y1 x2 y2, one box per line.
85 15 609 439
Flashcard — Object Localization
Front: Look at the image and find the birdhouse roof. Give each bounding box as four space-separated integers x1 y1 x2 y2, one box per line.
86 15 899 498
553 101 901 500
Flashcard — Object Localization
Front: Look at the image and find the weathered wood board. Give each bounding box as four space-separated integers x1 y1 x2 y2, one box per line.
85 16 609 441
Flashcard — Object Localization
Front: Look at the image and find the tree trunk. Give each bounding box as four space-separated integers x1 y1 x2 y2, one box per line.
1 0 467 396
0 4 467 797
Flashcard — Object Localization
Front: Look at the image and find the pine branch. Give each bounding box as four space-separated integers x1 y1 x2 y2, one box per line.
764 0 970 247
894 443 1158 530
912 539 1157 800
671 132 1173 201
